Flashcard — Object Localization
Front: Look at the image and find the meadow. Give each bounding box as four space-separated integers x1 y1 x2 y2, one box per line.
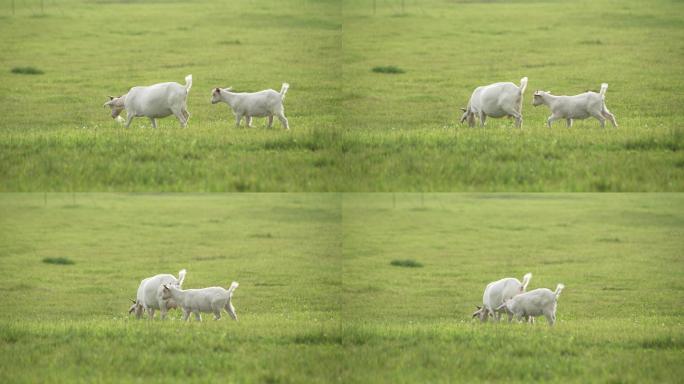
340 193 684 382
0 193 343 383
1 193 682 382
0 0 682 191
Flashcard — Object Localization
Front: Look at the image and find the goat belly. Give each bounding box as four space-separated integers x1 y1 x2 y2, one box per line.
247 106 272 117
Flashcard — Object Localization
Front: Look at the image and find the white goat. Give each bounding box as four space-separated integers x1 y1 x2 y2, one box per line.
532 83 617 128
472 272 532 322
128 269 187 320
460 77 528 128
497 283 565 326
104 74 192 128
211 83 289 129
161 281 239 322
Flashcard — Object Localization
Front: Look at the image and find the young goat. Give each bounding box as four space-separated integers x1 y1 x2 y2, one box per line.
460 77 528 128
161 281 239 322
104 74 192 128
211 83 289 129
128 269 187 320
532 83 617 128
472 272 532 322
497 283 565 326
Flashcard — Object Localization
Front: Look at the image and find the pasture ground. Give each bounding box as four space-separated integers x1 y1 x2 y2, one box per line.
0 0 682 191
0 194 342 383
1 193 682 382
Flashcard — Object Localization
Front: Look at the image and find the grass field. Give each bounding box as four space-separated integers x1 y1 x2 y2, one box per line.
1 193 682 382
0 0 682 191
341 193 684 382
0 194 342 383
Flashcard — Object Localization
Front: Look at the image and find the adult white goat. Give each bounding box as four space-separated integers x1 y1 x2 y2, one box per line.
128 269 187 319
104 74 192 128
472 272 532 322
497 283 565 326
211 83 289 129
532 83 617 128
161 281 239 322
460 77 528 128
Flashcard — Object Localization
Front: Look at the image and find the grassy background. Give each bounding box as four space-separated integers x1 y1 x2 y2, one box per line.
0 0 682 191
1 193 682 382
341 193 683 382
0 194 342 383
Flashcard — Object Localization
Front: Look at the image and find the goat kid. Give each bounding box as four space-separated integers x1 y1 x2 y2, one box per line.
532 83 617 128
211 83 289 129
162 281 239 322
497 283 565 326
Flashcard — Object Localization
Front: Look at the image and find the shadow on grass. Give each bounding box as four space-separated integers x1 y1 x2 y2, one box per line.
372 66 405 74
390 259 423 268
11 66 43 75
42 257 74 265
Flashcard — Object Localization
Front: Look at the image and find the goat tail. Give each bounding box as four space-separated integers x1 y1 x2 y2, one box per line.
519 76 528 94
177 269 187 287
227 281 239 297
555 283 565 299
521 272 532 291
184 74 193 92
280 83 290 99
600 83 608 97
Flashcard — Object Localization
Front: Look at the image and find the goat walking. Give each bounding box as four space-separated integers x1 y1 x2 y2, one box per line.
104 75 192 128
211 83 290 129
532 83 617 128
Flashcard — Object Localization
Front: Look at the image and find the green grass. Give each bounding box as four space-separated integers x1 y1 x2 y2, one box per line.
10 66 43 75
0 0 682 191
390 258 423 267
340 193 684 382
371 65 405 74
0 193 342 383
42 256 75 265
1 193 682 382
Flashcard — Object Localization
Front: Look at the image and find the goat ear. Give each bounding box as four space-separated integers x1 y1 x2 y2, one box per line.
461 108 467 112
108 96 114 100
